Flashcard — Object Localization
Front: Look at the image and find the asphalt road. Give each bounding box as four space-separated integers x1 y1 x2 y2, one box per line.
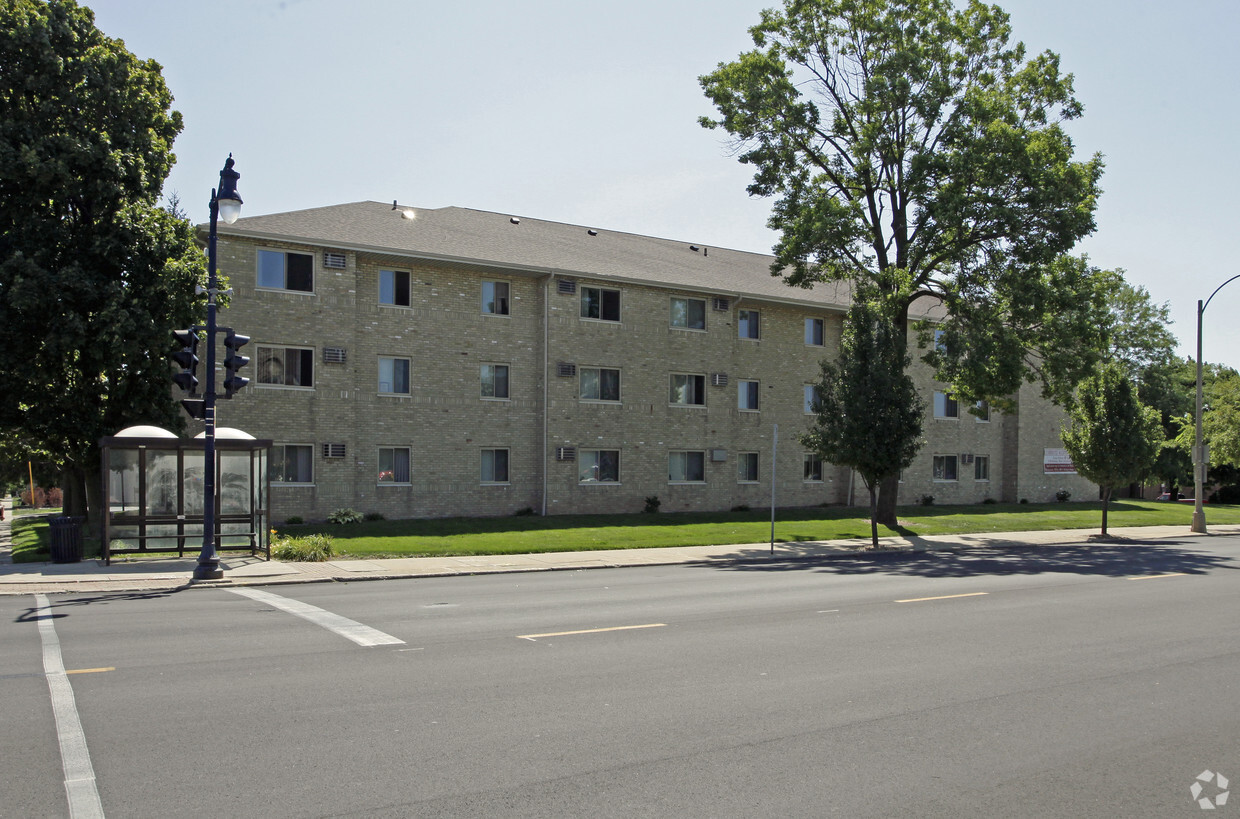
4 535 1239 817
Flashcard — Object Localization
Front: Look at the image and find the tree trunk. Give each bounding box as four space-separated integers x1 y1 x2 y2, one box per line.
869 484 879 549
875 473 899 526
1101 486 1111 536
61 465 86 517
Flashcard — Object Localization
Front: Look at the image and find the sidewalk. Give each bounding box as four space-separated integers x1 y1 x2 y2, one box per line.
3 497 1237 596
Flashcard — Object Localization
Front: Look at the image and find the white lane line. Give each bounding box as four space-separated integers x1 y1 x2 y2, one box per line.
34 594 105 819
517 623 666 641
1128 573 1188 580
228 588 405 647
895 592 989 604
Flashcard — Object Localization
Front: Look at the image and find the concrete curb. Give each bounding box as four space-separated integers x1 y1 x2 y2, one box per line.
3 520 1237 597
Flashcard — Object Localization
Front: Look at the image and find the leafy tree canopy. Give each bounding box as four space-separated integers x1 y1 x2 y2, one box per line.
701 0 1106 405
1061 362 1162 534
0 0 205 517
801 298 923 545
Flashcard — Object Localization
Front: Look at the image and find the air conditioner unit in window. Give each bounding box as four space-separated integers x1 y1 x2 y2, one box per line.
323 252 347 270
557 362 576 377
711 449 728 462
711 372 729 387
557 279 577 295
712 297 730 311
556 446 577 461
960 453 974 464
323 443 346 458
323 347 347 364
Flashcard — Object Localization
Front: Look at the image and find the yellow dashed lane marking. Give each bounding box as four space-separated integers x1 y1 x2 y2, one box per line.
65 667 114 675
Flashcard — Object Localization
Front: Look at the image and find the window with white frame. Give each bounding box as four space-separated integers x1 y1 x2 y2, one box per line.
481 448 509 484
377 447 411 484
934 391 959 419
805 317 825 346
257 249 313 292
975 455 990 481
378 356 411 395
578 450 620 483
669 450 706 483
269 444 313 484
581 286 620 321
933 454 959 481
738 309 760 340
257 346 314 388
803 452 824 482
480 364 509 399
670 297 706 330
738 380 760 411
738 452 759 483
804 384 818 415
669 373 706 406
482 280 510 315
379 269 411 307
580 367 620 402
975 400 991 422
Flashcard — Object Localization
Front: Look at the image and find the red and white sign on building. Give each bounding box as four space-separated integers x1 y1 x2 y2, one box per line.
1044 448 1077 474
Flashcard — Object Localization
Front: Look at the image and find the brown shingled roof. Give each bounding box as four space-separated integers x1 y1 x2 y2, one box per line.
218 201 941 317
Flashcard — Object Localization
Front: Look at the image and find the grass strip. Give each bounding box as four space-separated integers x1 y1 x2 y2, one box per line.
274 500 1240 559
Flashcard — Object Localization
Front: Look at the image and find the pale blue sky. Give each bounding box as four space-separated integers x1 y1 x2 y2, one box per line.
87 0 1240 370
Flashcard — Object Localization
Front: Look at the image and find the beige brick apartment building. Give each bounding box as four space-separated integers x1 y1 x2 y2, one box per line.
204 201 1095 521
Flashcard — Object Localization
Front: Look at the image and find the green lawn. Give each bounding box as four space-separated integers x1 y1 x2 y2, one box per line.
9 514 100 563
273 500 1240 559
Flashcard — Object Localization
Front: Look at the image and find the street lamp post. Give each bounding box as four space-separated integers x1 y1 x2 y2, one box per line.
196 156 243 580
1192 274 1240 534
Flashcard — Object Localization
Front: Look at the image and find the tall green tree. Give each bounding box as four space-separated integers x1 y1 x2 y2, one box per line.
1060 363 1162 535
701 0 1106 524
0 0 205 522
801 300 924 547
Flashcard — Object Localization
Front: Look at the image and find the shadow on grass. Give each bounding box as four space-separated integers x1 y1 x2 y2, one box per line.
703 536 1238 579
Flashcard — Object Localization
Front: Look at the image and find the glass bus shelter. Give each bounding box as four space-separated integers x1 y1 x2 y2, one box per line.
99 425 272 565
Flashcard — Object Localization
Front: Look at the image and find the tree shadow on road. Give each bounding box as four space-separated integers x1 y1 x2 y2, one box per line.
14 587 188 623
703 537 1238 579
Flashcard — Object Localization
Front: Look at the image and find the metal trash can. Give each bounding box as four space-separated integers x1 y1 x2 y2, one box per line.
49 516 84 563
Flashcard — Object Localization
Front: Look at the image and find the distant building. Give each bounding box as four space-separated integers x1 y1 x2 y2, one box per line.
202 202 1095 521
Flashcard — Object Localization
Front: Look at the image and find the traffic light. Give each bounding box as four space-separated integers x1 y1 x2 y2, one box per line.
172 329 199 393
222 330 250 398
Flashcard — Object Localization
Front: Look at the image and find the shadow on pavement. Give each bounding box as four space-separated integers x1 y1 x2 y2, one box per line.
14 587 189 623
706 538 1238 579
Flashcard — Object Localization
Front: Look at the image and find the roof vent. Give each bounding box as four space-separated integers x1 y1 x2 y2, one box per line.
587 229 598 236
690 245 700 252
510 217 520 225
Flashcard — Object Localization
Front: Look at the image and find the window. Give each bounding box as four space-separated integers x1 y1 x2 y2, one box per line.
738 309 760 340
805 317 825 346
481 449 509 483
669 373 706 406
975 400 991 422
257 249 313 292
269 444 313 484
482 281 510 315
738 380 760 411
378 357 411 395
257 346 314 388
975 455 990 481
804 384 818 415
933 455 959 481
670 297 706 330
934 391 959 419
934 328 947 352
377 447 411 484
804 453 824 482
580 367 620 402
581 286 620 321
738 452 759 483
669 451 705 483
379 269 411 307
579 450 620 483
481 364 509 399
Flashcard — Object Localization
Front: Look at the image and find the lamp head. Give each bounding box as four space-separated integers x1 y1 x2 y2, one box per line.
216 154 243 224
